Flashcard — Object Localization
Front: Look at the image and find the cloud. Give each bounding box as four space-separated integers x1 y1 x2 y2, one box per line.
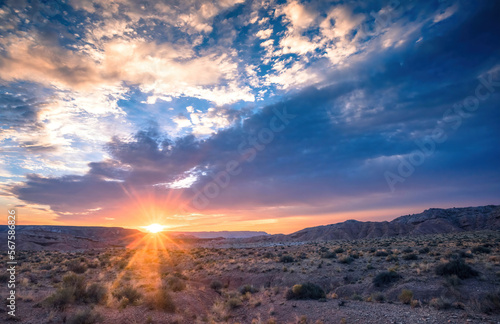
3 0 500 228
8 1 500 224
320 6 364 40
433 4 459 23
278 0 318 30
256 28 273 39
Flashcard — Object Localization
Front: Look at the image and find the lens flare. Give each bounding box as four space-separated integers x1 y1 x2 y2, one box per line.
143 223 165 233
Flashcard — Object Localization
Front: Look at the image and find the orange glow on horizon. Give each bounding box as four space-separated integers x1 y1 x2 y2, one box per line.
143 223 166 233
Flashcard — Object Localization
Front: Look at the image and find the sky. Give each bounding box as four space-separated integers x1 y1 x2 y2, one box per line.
0 0 499 234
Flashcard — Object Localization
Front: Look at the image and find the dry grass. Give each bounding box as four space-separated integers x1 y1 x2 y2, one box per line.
4 230 500 323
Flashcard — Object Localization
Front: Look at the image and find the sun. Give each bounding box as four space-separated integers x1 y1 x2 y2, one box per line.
143 223 165 233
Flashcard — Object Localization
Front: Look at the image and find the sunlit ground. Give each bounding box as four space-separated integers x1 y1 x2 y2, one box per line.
107 227 188 309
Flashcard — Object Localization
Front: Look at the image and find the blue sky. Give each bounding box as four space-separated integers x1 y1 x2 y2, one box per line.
0 0 499 232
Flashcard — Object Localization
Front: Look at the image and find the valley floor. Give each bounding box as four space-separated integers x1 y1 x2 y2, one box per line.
2 231 500 323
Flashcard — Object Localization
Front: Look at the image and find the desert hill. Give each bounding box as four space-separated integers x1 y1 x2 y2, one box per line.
249 205 500 243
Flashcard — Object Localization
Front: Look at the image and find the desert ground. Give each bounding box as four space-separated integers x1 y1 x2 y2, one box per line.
2 230 500 324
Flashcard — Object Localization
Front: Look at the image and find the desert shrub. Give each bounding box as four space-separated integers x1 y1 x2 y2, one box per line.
430 297 452 310
67 308 101 324
419 247 430 254
112 285 142 304
67 260 88 274
146 288 176 312
119 297 130 309
398 289 413 304
375 250 389 257
402 254 418 261
339 256 354 264
435 259 479 279
85 283 108 304
351 293 363 301
165 276 186 292
373 271 401 287
478 292 500 314
173 271 188 280
239 284 258 295
210 280 223 291
371 292 385 303
472 246 491 254
285 283 326 300
280 255 295 263
386 255 398 262
87 261 99 269
116 259 128 269
62 273 86 299
334 248 345 254
226 296 242 309
298 252 308 259
444 275 462 287
321 252 337 259
44 287 74 310
0 273 9 283
458 250 473 258
402 248 413 253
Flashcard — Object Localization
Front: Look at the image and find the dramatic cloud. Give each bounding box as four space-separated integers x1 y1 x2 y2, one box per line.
1 0 500 231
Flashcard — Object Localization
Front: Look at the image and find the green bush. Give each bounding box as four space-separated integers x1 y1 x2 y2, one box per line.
435 259 479 279
285 283 326 300
373 271 401 288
